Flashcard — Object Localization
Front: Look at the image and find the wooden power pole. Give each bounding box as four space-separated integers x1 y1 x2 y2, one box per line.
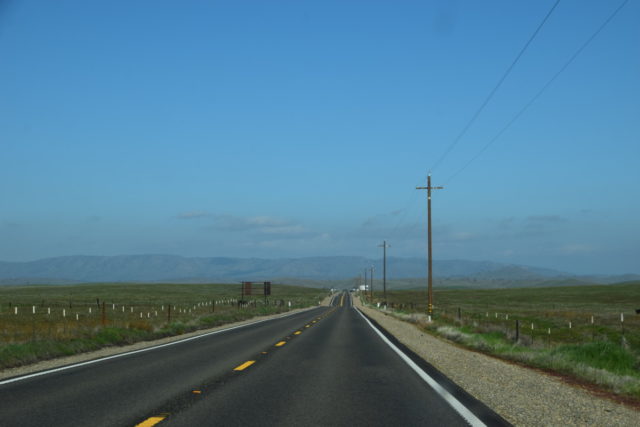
364 269 368 298
370 265 374 300
416 174 444 316
378 240 390 303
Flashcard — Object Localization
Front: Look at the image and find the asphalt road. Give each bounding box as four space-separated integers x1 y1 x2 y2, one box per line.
0 292 508 426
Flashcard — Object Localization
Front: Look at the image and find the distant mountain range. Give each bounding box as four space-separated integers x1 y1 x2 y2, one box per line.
0 255 638 288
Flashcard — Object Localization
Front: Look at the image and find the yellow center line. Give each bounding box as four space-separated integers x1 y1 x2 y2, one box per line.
275 341 286 347
136 416 167 427
233 360 256 371
305 324 310 328
294 331 301 335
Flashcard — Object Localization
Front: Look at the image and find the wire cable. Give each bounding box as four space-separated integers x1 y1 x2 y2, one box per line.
429 0 562 173
444 0 630 185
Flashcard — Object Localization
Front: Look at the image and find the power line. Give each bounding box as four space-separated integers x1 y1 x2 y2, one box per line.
381 4 561 242
444 0 630 185
429 0 562 173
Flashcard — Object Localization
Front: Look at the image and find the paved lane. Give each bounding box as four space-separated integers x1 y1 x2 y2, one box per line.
152 292 501 426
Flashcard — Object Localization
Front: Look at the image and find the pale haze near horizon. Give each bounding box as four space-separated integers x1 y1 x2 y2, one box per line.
1 0 638 275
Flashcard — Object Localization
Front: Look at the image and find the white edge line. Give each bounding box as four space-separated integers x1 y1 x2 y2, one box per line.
355 307 486 427
0 306 320 386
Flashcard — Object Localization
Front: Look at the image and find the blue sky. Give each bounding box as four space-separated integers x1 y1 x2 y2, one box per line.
1 0 638 274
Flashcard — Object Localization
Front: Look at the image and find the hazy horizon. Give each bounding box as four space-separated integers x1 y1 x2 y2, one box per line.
1 253 638 277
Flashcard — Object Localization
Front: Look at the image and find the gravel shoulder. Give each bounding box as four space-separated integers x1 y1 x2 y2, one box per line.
356 296 640 426
0 301 329 382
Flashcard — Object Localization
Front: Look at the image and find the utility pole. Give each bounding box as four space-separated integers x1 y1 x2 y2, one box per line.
416 174 444 316
378 241 390 303
370 265 374 300
364 269 368 298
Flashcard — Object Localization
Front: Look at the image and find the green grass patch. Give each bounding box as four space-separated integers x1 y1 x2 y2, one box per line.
550 341 638 376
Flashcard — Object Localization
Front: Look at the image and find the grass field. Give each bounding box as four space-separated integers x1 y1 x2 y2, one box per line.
0 282 328 369
363 282 640 399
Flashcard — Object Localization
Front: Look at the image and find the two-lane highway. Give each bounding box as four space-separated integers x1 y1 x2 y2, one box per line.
0 292 507 426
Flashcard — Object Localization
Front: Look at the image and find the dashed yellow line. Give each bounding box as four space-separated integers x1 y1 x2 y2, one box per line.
135 415 167 427
137 310 339 426
233 360 256 371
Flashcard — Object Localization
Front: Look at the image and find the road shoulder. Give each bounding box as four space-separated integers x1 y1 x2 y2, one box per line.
355 296 639 426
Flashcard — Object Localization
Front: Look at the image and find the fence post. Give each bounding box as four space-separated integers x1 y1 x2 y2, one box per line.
515 319 519 343
530 322 534 344
167 303 171 323
101 302 106 327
